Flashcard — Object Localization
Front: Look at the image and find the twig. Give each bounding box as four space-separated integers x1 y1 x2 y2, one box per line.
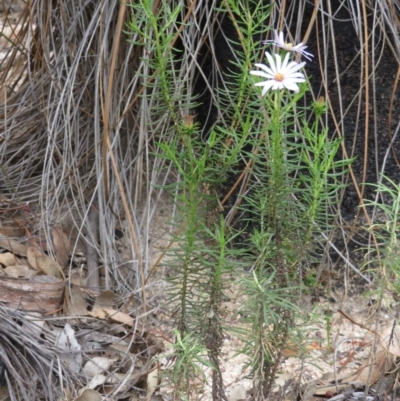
86 203 100 292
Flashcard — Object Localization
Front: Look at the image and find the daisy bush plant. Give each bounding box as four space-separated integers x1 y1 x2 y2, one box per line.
127 0 352 397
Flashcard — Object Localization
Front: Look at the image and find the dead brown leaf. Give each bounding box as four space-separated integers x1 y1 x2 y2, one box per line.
93 290 115 309
27 239 44 269
344 348 394 385
69 268 87 286
65 284 87 316
36 255 63 278
52 227 71 269
0 231 27 256
88 308 143 331
146 363 160 401
0 251 19 266
4 264 36 278
73 389 102 401
0 225 24 237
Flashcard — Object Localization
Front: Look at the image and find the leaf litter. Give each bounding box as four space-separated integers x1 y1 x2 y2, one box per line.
0 195 167 400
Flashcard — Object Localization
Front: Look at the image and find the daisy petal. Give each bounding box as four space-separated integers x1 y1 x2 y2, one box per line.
301 51 313 61
274 53 282 72
251 71 274 79
260 81 276 96
287 61 306 72
265 52 278 74
277 31 284 46
272 81 284 91
281 52 291 69
283 81 300 92
253 63 275 76
254 81 271 87
287 74 305 80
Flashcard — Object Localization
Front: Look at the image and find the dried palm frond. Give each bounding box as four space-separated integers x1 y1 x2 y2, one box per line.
0 305 80 400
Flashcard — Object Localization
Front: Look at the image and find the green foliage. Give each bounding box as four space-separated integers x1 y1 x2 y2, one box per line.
126 0 351 399
170 329 215 398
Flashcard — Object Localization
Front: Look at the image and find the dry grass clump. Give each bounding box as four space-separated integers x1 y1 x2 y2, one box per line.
0 0 153 291
0 0 211 398
0 302 164 400
0 305 79 399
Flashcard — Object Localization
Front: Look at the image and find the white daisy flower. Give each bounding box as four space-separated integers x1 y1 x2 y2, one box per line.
250 52 306 95
265 31 313 61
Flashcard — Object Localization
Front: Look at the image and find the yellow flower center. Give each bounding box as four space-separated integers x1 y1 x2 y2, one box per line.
274 73 284 82
285 42 293 49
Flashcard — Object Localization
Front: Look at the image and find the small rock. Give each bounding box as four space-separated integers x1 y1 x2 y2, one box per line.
227 385 247 401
